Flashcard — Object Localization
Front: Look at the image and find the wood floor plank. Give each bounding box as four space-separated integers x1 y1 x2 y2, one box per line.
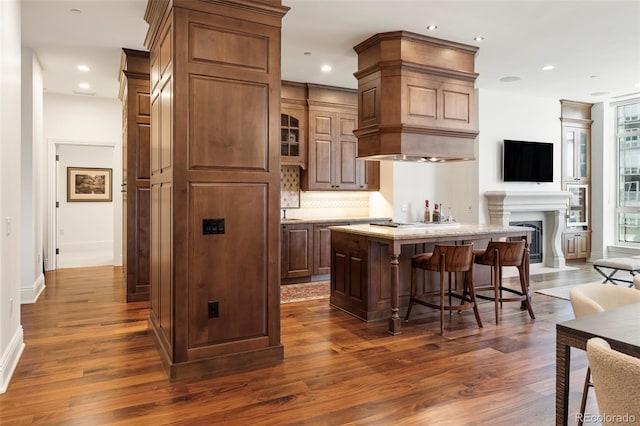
0 263 605 425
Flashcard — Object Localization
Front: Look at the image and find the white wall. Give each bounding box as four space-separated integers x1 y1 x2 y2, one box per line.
57 144 116 268
20 48 45 303
476 89 562 223
0 0 25 394
376 89 562 225
43 93 122 269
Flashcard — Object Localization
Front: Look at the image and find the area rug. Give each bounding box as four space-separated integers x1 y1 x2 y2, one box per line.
535 285 576 300
535 281 604 300
281 281 330 304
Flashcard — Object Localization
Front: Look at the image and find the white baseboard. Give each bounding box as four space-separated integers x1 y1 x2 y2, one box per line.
57 240 113 268
21 273 45 304
0 327 25 394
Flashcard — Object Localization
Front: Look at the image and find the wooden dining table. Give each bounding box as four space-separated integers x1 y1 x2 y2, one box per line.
555 302 640 425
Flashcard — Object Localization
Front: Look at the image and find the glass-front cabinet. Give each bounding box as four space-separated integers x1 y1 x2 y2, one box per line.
567 184 588 227
563 125 590 182
561 99 593 260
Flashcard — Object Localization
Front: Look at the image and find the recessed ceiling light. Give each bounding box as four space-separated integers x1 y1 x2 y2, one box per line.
473 36 484 42
590 91 609 97
542 65 555 71
499 76 521 83
79 83 90 89
321 65 332 72
426 25 437 30
70 8 82 14
77 65 90 72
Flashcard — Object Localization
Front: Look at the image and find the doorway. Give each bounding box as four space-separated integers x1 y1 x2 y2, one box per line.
46 139 121 270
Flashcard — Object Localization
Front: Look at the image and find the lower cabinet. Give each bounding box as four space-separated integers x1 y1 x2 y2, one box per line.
313 222 349 275
281 223 313 278
281 220 368 282
563 230 591 260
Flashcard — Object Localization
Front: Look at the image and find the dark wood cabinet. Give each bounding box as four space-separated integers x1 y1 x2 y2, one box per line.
144 0 287 380
281 81 307 168
358 159 380 191
302 84 379 192
281 223 313 278
306 109 359 190
313 222 352 275
119 48 150 303
281 219 372 282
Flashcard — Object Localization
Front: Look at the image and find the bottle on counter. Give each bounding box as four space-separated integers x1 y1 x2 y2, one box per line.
446 206 454 223
432 203 440 223
424 200 431 223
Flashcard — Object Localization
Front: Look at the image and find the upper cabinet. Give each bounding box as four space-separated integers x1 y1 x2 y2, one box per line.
281 81 307 168
563 125 591 182
286 82 379 191
561 100 593 183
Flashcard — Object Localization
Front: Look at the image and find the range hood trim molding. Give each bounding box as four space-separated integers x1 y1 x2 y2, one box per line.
353 30 479 56
354 124 479 140
354 59 479 82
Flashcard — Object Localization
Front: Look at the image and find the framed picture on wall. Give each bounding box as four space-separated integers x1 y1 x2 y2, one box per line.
67 167 113 202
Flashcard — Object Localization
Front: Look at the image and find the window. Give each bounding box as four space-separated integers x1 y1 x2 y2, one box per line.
616 99 640 243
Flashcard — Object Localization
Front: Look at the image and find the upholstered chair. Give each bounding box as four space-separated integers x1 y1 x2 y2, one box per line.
568 283 640 425
586 337 640 425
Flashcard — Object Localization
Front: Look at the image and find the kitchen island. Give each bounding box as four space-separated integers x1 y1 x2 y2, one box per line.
329 223 533 335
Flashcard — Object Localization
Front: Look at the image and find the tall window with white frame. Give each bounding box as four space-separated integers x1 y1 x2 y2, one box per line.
616 99 640 244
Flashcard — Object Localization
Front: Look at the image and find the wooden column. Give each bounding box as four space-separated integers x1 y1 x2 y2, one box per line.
118 48 151 303
144 0 288 379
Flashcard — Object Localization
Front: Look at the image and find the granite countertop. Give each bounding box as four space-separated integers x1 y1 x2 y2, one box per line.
280 217 391 225
328 222 534 241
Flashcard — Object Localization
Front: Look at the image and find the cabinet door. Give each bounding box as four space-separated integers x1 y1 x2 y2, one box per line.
306 110 334 190
567 184 588 226
314 222 349 275
280 106 306 168
281 224 313 278
314 224 332 275
357 159 380 191
334 113 359 190
563 231 590 260
563 125 590 182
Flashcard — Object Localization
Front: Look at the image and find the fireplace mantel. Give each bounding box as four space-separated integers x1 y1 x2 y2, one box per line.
484 191 571 268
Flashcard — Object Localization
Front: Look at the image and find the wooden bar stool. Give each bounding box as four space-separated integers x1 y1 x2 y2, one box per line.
473 239 535 324
404 243 483 335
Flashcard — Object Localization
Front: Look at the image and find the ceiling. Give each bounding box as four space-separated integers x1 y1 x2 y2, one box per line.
21 0 640 103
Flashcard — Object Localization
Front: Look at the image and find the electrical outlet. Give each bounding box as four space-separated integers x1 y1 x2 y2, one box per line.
208 301 219 318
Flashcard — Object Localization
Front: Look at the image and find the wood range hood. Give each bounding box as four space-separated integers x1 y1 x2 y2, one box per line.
352 30 479 162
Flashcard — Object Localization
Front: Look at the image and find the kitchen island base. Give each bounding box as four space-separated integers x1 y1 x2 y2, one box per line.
329 224 533 334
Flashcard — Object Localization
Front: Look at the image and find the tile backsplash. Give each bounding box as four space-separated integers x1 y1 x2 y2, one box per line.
280 165 370 219
280 165 300 208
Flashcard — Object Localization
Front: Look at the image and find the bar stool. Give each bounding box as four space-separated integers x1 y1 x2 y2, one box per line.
473 239 535 324
404 243 483 335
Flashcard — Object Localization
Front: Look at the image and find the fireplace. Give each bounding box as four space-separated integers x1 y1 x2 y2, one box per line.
510 220 543 264
484 191 571 268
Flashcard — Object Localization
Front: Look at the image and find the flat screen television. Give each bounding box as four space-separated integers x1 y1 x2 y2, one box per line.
503 139 553 182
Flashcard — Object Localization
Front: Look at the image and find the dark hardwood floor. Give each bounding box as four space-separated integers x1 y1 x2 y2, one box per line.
0 263 605 425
